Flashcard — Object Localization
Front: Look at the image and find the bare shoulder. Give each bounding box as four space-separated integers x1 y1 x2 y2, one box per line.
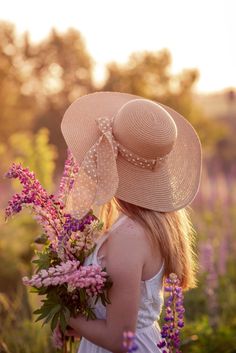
109 216 148 250
106 217 148 275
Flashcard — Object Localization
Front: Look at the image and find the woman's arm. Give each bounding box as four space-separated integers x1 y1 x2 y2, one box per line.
69 223 146 352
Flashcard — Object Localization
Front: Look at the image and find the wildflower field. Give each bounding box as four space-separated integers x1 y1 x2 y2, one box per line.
0 20 236 353
0 146 235 352
181 164 236 352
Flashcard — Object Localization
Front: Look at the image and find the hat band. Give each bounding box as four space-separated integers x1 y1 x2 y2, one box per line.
117 142 167 170
96 116 166 171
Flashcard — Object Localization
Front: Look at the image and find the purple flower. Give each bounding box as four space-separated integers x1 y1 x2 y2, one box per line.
56 149 80 203
122 331 138 352
157 273 184 353
4 162 98 262
4 163 63 227
157 340 166 348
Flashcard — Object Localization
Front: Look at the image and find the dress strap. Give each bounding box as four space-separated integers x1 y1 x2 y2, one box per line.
110 213 127 232
94 214 127 265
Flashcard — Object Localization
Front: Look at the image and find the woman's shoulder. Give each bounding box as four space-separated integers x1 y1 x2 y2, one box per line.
104 216 146 282
110 214 147 240
106 215 149 264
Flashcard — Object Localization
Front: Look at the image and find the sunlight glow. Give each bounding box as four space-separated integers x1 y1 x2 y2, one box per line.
1 0 235 93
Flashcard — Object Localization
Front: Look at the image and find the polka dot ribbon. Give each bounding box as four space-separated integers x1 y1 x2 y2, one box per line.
64 116 163 219
64 116 119 219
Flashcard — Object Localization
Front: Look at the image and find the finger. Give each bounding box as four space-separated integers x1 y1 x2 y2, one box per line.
65 329 76 336
65 329 80 337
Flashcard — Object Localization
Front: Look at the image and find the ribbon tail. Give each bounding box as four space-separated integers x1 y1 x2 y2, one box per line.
64 168 97 219
64 153 98 219
64 116 119 218
95 134 119 205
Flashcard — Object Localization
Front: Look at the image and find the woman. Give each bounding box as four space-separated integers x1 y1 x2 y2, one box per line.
60 91 202 353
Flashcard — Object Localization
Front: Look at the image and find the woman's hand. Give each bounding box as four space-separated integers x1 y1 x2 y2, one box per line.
66 315 84 338
65 326 81 338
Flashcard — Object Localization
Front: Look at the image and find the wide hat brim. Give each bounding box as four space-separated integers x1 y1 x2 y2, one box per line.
61 91 202 212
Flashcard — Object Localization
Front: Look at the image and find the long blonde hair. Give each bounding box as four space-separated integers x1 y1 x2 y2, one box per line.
99 197 198 291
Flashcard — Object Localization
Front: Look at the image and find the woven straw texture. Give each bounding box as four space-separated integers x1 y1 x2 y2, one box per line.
61 91 202 216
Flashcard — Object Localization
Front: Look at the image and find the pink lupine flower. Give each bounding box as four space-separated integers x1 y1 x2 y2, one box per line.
23 260 107 296
4 163 64 244
52 324 64 349
56 149 79 203
4 162 98 263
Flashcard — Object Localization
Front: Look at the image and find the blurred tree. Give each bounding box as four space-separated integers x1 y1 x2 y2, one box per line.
212 89 236 171
28 28 95 169
0 21 229 168
0 22 95 173
0 128 57 197
101 50 226 151
102 49 172 98
0 127 58 329
0 22 37 142
6 128 57 191
28 28 94 105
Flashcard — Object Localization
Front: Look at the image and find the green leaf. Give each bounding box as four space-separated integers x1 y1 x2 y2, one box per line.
35 311 50 323
94 296 99 305
59 312 68 333
51 312 60 332
105 296 111 305
32 250 51 271
63 306 71 323
96 220 104 231
79 289 86 302
86 308 96 320
100 294 106 307
34 233 48 244
43 304 61 325
33 308 43 315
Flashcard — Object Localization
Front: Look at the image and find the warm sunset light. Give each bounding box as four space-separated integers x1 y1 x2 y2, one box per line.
1 0 235 93
0 2 236 353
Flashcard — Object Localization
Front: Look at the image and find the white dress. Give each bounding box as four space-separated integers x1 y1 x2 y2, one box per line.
78 214 165 353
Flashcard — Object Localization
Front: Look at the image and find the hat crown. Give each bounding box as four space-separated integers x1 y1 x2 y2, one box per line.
113 99 178 159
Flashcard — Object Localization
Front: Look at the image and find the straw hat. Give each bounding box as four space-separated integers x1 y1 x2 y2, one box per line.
61 91 202 218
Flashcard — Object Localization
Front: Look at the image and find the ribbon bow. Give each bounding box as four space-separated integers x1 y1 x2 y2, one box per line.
65 116 119 219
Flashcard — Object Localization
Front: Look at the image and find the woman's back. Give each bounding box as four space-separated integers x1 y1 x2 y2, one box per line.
61 91 202 352
78 213 165 353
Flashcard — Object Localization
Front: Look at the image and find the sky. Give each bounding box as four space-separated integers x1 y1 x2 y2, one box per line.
0 0 236 93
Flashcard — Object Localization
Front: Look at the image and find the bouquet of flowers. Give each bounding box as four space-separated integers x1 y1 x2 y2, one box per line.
3 149 112 351
3 149 186 353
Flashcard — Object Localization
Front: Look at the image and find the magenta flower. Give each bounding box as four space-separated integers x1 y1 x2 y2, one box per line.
4 163 60 214
52 324 64 349
4 162 99 262
122 331 138 352
4 163 64 241
56 149 79 203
